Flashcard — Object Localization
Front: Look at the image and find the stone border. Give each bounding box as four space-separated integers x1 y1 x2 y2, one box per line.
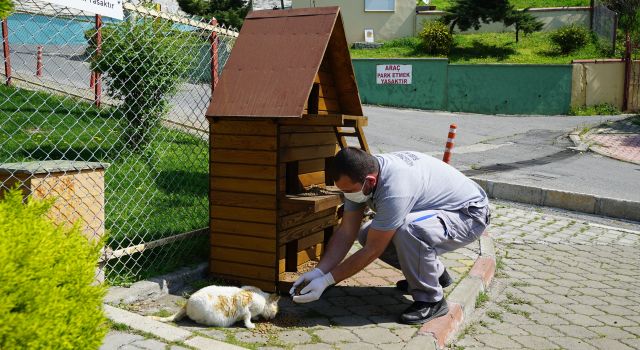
104 304 245 350
104 262 208 305
471 177 640 222
415 232 496 349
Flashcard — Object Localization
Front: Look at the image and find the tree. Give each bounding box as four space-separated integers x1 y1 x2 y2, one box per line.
0 0 13 18
503 7 544 43
177 0 250 29
441 0 511 33
603 0 640 35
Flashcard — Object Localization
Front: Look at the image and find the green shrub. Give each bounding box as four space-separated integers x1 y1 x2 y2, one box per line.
419 21 453 55
0 189 107 349
550 24 590 54
0 0 13 18
569 103 621 116
89 19 201 151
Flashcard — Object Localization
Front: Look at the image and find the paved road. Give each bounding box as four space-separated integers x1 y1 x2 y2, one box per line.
363 106 640 202
451 201 640 350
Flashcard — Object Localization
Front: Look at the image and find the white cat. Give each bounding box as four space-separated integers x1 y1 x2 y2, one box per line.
151 285 280 329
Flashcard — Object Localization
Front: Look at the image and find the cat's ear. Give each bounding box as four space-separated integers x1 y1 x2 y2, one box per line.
268 294 281 303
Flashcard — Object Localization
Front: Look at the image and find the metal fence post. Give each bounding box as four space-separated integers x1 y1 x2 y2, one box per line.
36 45 42 77
1 18 11 86
209 18 218 95
94 14 102 107
623 32 632 111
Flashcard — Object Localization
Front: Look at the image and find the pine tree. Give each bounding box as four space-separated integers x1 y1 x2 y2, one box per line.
177 0 251 29
441 0 511 33
503 7 544 43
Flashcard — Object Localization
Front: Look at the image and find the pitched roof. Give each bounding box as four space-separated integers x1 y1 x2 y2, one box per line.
206 6 362 118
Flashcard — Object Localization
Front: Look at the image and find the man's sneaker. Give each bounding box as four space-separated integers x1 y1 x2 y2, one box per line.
400 298 449 325
395 268 454 292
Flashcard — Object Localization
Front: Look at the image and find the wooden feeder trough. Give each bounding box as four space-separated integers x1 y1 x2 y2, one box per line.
205 7 369 293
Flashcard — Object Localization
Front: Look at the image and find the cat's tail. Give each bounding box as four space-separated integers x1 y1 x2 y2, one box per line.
150 305 187 322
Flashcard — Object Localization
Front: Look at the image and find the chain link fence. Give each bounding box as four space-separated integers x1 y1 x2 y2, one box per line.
0 0 237 285
592 0 618 53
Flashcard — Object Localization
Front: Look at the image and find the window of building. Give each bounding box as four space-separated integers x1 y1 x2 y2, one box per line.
364 0 395 12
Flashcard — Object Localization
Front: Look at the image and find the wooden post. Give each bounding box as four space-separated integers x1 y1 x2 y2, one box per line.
623 31 632 111
209 18 219 95
36 46 42 77
94 15 102 107
1 18 11 86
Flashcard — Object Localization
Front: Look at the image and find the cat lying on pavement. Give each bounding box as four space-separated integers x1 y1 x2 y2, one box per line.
151 285 280 329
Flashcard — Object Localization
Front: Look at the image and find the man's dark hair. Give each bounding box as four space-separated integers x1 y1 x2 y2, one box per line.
331 147 379 183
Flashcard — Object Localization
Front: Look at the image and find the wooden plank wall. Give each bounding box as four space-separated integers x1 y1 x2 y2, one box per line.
210 119 278 292
303 54 342 115
277 122 339 279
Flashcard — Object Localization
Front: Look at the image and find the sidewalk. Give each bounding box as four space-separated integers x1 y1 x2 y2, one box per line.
452 201 640 350
580 116 640 165
101 240 481 350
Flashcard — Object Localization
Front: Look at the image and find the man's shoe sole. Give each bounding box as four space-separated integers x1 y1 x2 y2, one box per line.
400 302 449 325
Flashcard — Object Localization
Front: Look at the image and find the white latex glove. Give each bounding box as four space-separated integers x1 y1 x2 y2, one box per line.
292 273 335 303
289 268 324 296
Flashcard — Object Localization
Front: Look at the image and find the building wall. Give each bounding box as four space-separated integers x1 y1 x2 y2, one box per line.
291 0 417 44
416 7 591 35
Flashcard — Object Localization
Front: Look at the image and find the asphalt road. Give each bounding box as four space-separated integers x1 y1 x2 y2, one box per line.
363 106 640 202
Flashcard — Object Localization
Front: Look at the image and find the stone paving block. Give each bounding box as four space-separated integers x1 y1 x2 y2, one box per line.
568 295 607 306
621 338 640 349
552 325 598 338
329 296 368 307
547 336 598 350
361 295 403 306
377 343 405 350
104 305 192 343
197 329 227 341
352 327 402 344
597 315 638 327
235 331 269 344
587 326 635 339
487 323 528 336
100 331 145 350
277 330 312 345
401 335 437 350
347 304 387 317
587 338 635 350
560 313 605 327
475 334 522 348
528 313 570 326
313 328 360 344
391 327 417 341
331 315 374 328
623 326 640 337
130 339 167 350
368 314 413 329
184 336 246 350
170 346 191 350
511 335 560 349
517 324 562 337
335 343 378 350
565 304 607 316
292 344 334 350
535 303 571 315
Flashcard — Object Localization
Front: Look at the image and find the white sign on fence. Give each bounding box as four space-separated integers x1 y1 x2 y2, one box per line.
376 64 412 84
42 0 124 20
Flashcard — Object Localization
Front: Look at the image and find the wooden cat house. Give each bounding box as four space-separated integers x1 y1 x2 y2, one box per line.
205 7 369 293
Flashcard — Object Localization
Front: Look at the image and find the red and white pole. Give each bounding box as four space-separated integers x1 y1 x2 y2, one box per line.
36 45 42 77
442 123 457 164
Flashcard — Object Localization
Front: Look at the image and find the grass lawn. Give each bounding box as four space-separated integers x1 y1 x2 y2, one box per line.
0 85 209 282
427 0 590 10
350 32 608 64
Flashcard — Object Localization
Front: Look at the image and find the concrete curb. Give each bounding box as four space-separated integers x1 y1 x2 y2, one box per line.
471 177 640 222
105 262 208 305
104 304 245 350
417 231 496 349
